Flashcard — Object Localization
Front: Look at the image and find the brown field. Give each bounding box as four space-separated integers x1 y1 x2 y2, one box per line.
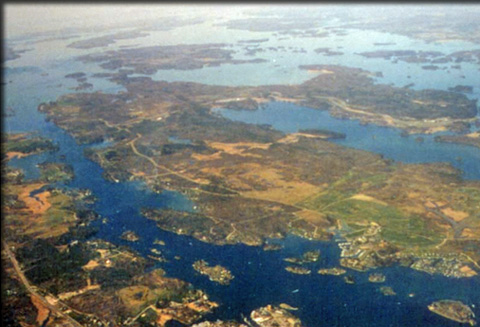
18 184 51 215
277 133 326 144
82 260 100 271
7 184 77 239
206 141 272 157
441 208 469 222
5 151 30 160
30 295 50 326
191 151 223 161
58 284 101 301
117 285 156 315
349 194 388 206
157 313 175 326
293 209 328 225
459 265 477 277
307 68 335 75
199 161 323 205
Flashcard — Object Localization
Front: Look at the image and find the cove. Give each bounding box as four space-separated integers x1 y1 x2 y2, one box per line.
216 101 480 180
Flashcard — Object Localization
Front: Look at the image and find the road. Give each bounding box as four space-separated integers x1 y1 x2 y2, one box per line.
2 240 84 327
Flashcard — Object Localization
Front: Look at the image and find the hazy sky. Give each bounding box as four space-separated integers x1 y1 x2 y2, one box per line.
4 4 257 38
6 4 478 40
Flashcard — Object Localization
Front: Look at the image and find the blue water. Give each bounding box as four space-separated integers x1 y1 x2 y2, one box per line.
217 102 480 180
3 23 480 327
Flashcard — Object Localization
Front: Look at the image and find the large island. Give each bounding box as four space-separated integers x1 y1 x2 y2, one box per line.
37 64 480 279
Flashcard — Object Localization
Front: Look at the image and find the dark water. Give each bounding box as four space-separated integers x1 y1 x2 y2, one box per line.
4 38 480 327
5 70 479 327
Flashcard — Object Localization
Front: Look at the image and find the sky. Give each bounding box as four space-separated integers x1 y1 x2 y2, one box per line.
4 4 258 38
5 4 479 40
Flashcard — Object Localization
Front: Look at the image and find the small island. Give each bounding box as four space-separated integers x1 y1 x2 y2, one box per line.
263 243 283 251
428 300 476 326
368 273 386 283
193 260 234 285
298 128 346 140
434 133 480 149
148 247 167 262
37 162 74 183
379 286 396 296
285 266 311 275
343 275 355 284
153 239 166 246
318 267 346 276
3 133 58 160
250 305 303 327
314 47 344 56
120 230 140 242
284 250 320 265
448 85 473 93
77 43 267 75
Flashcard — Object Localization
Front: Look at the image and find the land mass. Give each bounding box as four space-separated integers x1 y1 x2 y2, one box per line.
428 300 476 326
192 260 234 285
4 46 30 62
434 132 480 149
37 65 480 278
3 133 58 161
67 30 149 49
2 134 218 327
357 49 480 67
77 43 268 75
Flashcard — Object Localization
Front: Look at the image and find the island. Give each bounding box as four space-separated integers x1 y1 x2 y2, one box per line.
284 250 320 264
343 275 355 284
192 260 234 285
368 273 386 283
263 243 284 251
448 85 473 93
120 230 140 242
285 266 311 275
153 239 166 246
77 43 268 75
193 321 247 327
148 248 167 262
357 49 480 67
67 30 149 49
4 46 30 61
434 133 480 149
191 303 304 327
37 64 480 279
3 133 58 160
250 304 303 327
66 17 204 49
37 162 74 183
65 72 87 79
317 267 346 276
297 128 346 140
314 47 344 56
379 286 396 296
428 300 476 326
